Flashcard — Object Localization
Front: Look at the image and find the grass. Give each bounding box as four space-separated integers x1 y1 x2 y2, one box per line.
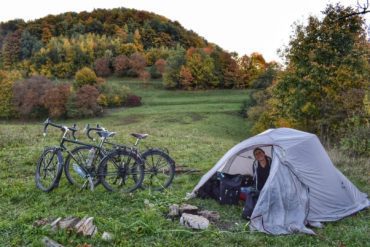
0 79 369 246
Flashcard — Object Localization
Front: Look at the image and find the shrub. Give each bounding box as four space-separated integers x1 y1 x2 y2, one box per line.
98 83 131 107
43 84 71 118
129 53 146 77
94 57 112 77
74 67 97 88
113 55 130 76
12 76 52 118
340 122 370 156
125 94 142 107
67 85 102 118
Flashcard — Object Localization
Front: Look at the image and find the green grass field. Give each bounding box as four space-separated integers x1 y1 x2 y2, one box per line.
0 79 368 246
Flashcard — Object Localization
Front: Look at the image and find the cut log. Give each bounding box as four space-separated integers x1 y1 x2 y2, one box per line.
41 236 64 247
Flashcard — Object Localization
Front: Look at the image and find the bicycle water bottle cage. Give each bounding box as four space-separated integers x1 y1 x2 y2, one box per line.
97 130 116 139
131 133 148 140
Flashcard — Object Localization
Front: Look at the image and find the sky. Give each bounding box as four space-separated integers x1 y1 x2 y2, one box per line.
0 0 368 62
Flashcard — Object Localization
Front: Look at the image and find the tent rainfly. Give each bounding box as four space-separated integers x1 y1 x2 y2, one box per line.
188 128 369 234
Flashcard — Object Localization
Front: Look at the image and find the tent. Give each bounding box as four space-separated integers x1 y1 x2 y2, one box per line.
188 128 369 234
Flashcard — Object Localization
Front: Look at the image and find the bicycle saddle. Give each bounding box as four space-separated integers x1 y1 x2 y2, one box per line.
131 133 149 139
97 130 116 138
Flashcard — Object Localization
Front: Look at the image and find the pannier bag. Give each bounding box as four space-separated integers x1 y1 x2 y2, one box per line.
218 173 244 205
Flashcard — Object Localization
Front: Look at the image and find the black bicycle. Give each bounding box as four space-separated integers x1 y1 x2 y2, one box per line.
85 124 176 191
35 119 144 193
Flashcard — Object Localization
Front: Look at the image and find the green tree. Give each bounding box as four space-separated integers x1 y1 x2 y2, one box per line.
163 46 186 89
270 4 369 140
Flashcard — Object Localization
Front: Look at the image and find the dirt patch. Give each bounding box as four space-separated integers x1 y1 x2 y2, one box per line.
188 113 205 122
120 115 143 125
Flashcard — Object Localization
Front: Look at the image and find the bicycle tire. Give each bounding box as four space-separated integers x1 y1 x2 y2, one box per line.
35 147 63 192
64 146 105 189
98 148 144 193
141 149 175 191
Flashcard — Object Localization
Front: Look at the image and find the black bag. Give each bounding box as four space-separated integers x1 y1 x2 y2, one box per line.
218 173 243 205
197 174 220 200
242 188 259 219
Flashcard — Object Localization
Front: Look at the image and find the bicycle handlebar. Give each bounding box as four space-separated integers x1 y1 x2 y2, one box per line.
84 123 105 140
43 118 78 140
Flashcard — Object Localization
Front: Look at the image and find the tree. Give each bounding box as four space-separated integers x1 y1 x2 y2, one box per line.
0 70 22 118
269 4 369 140
163 46 186 89
94 57 112 77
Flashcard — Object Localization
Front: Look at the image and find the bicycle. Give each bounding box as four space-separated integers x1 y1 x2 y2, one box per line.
85 124 176 191
35 119 144 193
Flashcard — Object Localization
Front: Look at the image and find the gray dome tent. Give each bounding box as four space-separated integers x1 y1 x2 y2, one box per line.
189 128 369 234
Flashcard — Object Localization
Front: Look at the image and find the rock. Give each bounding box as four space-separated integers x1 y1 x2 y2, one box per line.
168 204 180 217
179 204 198 215
198 210 220 222
180 213 209 230
102 231 113 241
41 236 64 247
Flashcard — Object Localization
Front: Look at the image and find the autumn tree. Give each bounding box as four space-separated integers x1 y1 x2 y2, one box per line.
94 57 112 77
269 4 369 140
0 70 22 118
113 55 130 76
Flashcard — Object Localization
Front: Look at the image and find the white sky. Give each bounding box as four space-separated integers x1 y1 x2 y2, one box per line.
0 0 368 62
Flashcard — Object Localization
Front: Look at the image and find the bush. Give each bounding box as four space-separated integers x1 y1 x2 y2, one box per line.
74 67 97 88
97 83 131 107
94 57 112 77
67 85 102 118
12 76 52 118
340 124 370 156
239 91 257 118
125 94 142 107
113 55 130 76
43 84 71 118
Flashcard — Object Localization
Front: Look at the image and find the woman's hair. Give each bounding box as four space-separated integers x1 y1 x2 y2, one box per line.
253 147 265 156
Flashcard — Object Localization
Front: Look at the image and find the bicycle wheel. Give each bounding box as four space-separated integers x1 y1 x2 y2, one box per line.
35 147 63 192
64 146 104 189
141 149 175 191
98 148 144 193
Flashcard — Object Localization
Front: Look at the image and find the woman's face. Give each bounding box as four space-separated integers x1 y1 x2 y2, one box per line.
254 150 266 162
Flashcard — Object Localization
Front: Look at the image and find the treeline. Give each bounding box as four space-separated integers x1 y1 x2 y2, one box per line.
243 4 370 156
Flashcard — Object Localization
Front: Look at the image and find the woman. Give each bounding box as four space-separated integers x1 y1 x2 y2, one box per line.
242 147 272 219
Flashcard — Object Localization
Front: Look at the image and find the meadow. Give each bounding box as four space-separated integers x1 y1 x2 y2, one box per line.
0 79 368 246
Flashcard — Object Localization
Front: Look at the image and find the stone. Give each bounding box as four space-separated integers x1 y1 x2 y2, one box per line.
179 204 198 215
168 204 180 217
180 213 209 230
198 210 220 222
41 236 64 247
102 231 113 241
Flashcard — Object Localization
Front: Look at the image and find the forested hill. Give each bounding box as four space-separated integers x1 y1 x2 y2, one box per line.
0 7 212 77
0 8 207 50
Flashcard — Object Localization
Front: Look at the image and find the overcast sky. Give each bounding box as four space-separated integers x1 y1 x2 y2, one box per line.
0 0 368 62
